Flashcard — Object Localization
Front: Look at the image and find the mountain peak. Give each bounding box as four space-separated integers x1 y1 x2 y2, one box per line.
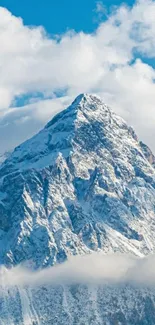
1 94 155 323
0 94 148 175
71 93 102 106
1 94 133 173
45 93 107 130
0 94 155 268
69 92 108 114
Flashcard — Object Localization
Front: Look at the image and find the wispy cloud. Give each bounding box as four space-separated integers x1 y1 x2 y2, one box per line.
93 1 107 22
95 1 106 14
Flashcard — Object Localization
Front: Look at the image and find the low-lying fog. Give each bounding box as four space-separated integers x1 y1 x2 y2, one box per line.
1 253 155 288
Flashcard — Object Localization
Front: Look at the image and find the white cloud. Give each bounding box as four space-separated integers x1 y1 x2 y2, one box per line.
93 1 107 22
95 1 106 14
2 253 155 288
0 1 155 153
0 96 70 152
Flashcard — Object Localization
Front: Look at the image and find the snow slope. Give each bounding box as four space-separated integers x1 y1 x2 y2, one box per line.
0 94 155 324
0 94 155 267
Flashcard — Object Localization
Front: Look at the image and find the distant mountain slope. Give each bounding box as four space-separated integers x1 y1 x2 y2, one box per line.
0 151 11 164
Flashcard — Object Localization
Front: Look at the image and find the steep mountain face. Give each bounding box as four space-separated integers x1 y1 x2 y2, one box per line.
140 141 155 168
0 94 155 268
1 94 155 324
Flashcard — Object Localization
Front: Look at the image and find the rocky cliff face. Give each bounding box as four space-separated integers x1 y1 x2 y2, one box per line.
0 94 155 324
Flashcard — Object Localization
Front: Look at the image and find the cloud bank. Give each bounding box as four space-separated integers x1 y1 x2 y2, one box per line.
0 1 155 152
1 253 155 288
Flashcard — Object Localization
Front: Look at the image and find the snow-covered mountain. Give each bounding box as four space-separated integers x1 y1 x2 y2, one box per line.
0 150 11 164
1 94 155 324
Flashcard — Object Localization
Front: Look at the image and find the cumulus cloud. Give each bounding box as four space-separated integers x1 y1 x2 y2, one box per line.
0 0 155 152
0 96 70 152
1 253 155 288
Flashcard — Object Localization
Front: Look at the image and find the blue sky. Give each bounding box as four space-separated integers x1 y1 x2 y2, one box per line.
0 0 135 33
0 0 155 155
